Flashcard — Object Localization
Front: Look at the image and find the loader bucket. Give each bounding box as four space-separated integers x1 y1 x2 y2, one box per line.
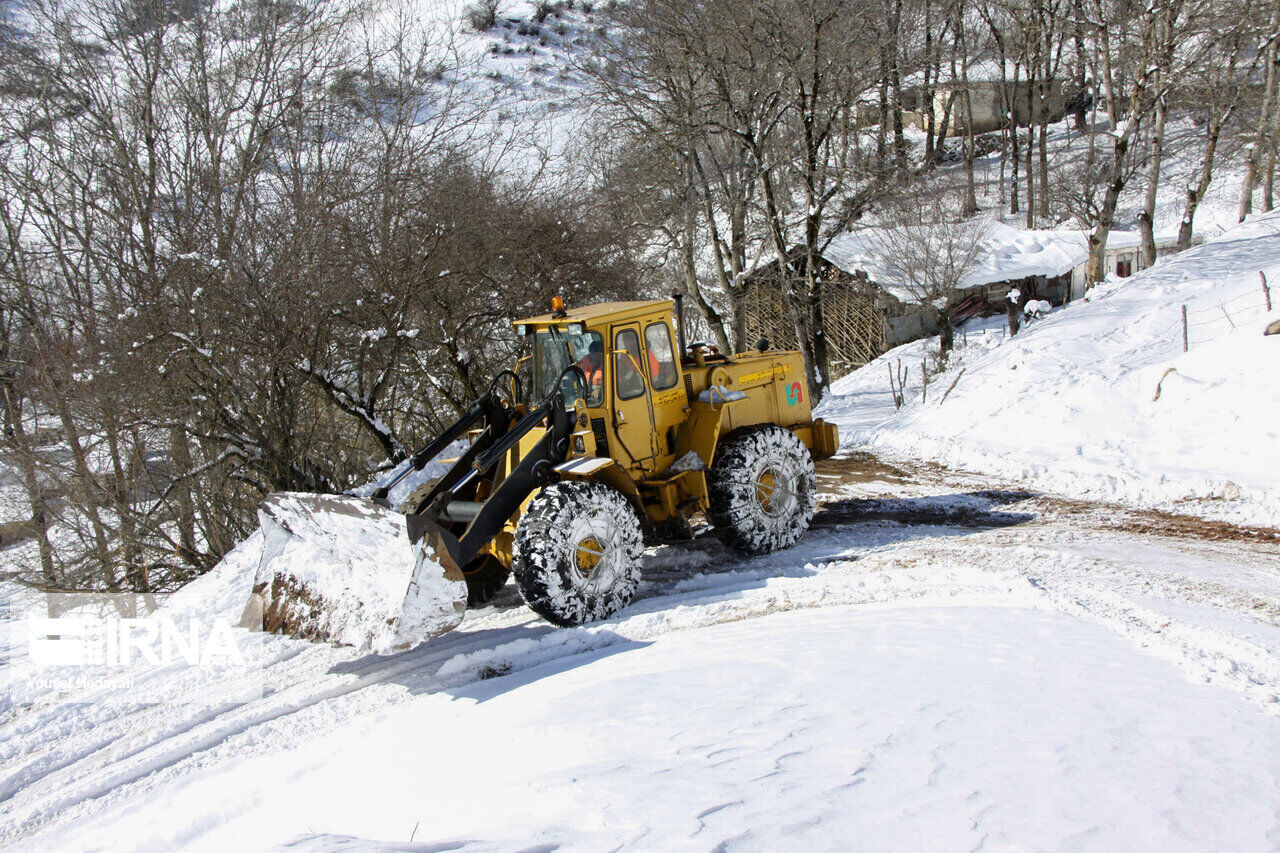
247 493 468 655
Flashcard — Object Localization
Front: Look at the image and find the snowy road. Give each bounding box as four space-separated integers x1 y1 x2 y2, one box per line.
2 453 1279 850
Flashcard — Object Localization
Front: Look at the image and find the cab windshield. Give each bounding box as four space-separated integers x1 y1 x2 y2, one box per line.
533 328 604 407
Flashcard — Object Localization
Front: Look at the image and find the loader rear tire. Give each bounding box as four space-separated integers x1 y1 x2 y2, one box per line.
708 426 816 555
512 481 643 626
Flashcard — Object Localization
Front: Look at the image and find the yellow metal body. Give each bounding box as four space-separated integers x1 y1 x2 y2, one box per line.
481 299 839 562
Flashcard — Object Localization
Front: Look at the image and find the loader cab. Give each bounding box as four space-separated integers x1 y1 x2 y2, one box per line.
528 326 605 406
516 299 689 473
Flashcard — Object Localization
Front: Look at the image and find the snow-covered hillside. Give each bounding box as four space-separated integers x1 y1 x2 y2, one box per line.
2 6 1279 848
819 210 1280 526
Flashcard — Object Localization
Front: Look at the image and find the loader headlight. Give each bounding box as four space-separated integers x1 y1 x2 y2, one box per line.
515 324 530 337
574 435 585 453
568 322 584 335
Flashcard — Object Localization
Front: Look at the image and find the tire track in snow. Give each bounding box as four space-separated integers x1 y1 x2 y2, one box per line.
903 538 1280 712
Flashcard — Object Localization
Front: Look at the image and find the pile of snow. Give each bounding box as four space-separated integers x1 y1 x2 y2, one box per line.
252 494 467 654
1023 298 1053 317
819 210 1280 526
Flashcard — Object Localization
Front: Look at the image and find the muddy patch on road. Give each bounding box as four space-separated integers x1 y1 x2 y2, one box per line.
817 451 1280 548
1044 498 1280 546
815 491 1037 530
815 452 917 485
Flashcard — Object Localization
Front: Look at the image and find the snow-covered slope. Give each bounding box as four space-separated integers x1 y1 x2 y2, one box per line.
393 0 604 177
819 210 1280 527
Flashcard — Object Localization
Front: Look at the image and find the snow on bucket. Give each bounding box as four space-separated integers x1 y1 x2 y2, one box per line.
247 493 467 655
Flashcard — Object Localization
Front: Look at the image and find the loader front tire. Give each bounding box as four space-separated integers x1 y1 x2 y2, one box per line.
512 481 643 626
708 426 817 555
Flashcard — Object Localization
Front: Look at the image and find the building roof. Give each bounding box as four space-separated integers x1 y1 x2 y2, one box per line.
821 221 1175 301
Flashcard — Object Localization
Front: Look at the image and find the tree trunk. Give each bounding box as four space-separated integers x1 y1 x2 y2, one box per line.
1009 67 1022 214
1006 289 1024 336
937 308 954 355
923 3 936 165
889 0 909 179
1240 3 1279 220
876 59 890 171
1037 92 1050 221
1139 94 1166 266
1024 78 1036 228
807 263 830 400
682 154 732 354
1178 114 1225 250
1266 137 1278 212
1025 126 1036 227
757 165 820 398
3 386 57 590
1072 23 1089 132
54 402 121 591
169 425 199 565
963 105 978 214
1088 133 1133 284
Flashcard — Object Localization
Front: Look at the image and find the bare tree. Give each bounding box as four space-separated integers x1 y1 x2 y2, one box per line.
871 192 991 357
1174 28 1253 249
1238 2 1280 219
0 0 642 593
1076 0 1219 284
591 0 903 401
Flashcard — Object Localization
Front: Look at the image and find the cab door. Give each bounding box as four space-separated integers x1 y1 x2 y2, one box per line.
641 318 688 469
610 324 658 469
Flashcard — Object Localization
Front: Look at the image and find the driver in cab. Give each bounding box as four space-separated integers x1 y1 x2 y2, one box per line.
576 338 662 403
576 340 605 401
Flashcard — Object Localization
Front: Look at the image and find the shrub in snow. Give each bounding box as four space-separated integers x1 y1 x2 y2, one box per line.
1024 300 1053 320
464 0 501 32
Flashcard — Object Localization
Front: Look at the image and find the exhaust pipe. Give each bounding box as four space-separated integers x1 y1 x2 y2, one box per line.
672 291 688 361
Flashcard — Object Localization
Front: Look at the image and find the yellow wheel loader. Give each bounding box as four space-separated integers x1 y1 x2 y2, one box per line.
249 296 839 653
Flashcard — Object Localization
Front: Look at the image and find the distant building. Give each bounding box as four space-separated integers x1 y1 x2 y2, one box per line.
743 223 1192 369
890 60 1076 136
1070 232 1188 300
904 78 1069 136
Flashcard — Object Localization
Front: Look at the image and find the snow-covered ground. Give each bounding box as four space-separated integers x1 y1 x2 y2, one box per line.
819 209 1280 527
1 14 1278 845
4 204 1280 844
11 605 1280 851
3 451 1279 850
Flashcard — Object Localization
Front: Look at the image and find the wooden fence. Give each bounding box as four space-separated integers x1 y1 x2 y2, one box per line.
743 276 887 376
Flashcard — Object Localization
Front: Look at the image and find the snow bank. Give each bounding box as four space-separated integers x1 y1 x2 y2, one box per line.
819 211 1280 526
158 530 265 625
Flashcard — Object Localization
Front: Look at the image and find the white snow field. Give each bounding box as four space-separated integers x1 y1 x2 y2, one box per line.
819 209 1280 527
3 451 1280 850
10 605 1280 852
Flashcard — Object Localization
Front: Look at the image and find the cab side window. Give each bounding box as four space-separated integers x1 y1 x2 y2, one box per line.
644 323 678 390
614 329 646 399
